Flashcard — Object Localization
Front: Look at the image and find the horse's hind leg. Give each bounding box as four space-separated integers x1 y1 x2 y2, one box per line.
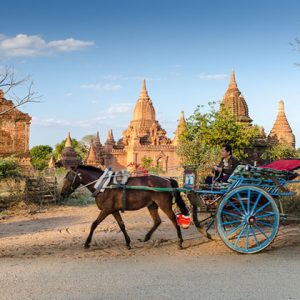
144 203 161 242
84 210 110 249
113 211 131 250
158 198 183 250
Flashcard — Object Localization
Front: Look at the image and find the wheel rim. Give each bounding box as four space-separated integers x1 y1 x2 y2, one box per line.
217 186 279 254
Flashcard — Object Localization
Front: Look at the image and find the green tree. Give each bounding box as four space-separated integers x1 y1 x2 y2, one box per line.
141 156 164 175
177 102 261 176
261 142 297 161
30 145 53 170
54 138 88 160
81 134 96 147
0 158 22 179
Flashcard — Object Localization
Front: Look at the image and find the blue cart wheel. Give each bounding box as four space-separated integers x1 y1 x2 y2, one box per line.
217 186 279 254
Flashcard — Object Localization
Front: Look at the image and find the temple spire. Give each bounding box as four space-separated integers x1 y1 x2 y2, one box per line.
86 142 97 166
221 70 252 123
139 79 149 99
61 131 81 169
65 131 72 147
132 79 155 122
173 111 187 145
95 131 102 146
106 129 115 144
229 69 238 89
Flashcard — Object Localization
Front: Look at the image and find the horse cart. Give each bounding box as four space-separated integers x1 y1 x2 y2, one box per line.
61 160 300 254
183 161 300 254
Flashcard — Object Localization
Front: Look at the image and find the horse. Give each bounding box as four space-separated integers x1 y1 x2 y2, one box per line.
60 165 189 250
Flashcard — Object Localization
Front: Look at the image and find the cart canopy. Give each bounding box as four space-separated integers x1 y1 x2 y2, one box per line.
261 159 300 171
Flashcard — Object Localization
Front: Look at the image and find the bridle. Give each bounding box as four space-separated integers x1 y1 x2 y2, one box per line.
65 168 100 193
67 169 81 192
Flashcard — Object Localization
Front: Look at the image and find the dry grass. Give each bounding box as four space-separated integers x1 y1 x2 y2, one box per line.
282 182 300 217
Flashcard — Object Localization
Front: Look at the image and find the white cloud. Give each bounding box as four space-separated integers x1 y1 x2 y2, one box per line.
102 75 157 82
106 103 133 114
102 75 129 81
0 34 94 57
32 117 93 128
197 73 228 80
32 103 133 128
80 82 122 91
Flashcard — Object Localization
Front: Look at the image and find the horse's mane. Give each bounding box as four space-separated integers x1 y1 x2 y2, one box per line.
77 165 103 172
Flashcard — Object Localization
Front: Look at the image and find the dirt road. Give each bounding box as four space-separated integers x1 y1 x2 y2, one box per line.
1 205 300 299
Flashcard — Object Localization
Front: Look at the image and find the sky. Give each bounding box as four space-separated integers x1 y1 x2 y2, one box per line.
0 0 299 148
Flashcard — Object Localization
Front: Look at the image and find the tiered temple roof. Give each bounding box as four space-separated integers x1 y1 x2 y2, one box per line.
60 131 81 169
122 80 171 146
221 70 252 124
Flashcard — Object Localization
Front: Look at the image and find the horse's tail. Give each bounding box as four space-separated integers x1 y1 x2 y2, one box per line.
169 178 189 216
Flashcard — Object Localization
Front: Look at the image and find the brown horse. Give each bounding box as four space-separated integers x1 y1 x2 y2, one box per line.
61 165 189 250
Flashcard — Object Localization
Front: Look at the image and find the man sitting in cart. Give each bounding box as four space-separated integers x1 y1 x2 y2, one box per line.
206 144 240 184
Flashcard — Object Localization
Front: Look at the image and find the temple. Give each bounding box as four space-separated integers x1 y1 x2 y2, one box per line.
60 131 82 169
269 100 295 148
64 74 296 173
221 70 252 124
83 80 185 176
0 89 32 171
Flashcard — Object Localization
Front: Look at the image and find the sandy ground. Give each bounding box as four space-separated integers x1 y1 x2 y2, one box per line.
0 204 300 259
1 205 300 299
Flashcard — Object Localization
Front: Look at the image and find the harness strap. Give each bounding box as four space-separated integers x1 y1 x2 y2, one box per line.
121 185 126 213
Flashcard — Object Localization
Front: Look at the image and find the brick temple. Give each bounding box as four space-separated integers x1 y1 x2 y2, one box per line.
83 80 186 176
0 89 32 171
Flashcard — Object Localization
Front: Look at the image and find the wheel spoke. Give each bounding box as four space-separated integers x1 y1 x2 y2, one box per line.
255 212 276 219
245 225 250 250
222 210 241 218
234 224 246 247
228 200 243 215
223 219 242 225
247 190 251 214
250 193 262 215
253 224 269 239
250 226 260 247
225 222 244 237
256 220 274 228
254 201 271 216
236 193 247 214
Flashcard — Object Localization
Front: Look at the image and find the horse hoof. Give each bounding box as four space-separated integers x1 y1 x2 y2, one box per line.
177 244 184 250
143 236 150 242
84 244 90 249
206 233 213 240
127 245 132 250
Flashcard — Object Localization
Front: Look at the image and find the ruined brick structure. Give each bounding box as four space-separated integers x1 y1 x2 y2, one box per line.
0 89 32 171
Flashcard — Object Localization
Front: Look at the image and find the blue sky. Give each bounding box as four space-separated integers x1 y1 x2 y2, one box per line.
0 0 299 148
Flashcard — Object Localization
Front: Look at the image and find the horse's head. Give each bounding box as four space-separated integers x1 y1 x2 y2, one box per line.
61 168 81 198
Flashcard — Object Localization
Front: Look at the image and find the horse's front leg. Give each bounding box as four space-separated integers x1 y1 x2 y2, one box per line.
113 211 131 249
84 209 110 249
